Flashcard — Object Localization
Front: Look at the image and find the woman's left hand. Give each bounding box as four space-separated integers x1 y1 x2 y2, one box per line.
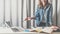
51 26 59 31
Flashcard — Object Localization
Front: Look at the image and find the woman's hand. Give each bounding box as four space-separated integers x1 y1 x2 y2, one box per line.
25 17 31 21
51 26 59 31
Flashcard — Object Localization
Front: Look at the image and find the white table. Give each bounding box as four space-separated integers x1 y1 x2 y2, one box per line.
0 32 60 34
0 27 59 34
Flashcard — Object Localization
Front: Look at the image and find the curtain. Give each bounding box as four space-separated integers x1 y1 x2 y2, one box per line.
0 0 57 28
0 0 35 28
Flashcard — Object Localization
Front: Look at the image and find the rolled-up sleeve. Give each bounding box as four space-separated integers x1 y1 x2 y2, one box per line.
35 7 40 25
35 8 39 18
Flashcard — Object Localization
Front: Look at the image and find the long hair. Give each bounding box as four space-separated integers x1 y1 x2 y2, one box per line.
38 0 49 7
38 0 43 7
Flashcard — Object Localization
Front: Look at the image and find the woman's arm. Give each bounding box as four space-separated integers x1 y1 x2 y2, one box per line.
25 7 39 21
31 17 36 19
25 17 36 21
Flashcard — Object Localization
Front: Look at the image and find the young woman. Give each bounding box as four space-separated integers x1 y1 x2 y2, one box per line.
25 0 53 27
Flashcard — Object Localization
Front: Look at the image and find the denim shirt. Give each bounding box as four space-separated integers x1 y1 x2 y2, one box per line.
35 4 53 26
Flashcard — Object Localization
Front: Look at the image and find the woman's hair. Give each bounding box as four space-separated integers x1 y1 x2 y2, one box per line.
38 0 48 7
38 0 43 7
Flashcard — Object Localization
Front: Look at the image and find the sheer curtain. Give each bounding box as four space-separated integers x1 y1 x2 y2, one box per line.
0 0 4 27
0 0 35 28
0 0 57 28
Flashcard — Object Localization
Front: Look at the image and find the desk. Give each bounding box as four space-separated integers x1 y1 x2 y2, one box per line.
0 32 60 34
